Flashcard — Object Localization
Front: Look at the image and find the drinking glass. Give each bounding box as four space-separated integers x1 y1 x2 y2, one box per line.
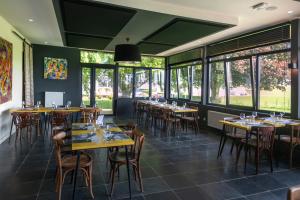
280 112 285 119
240 113 246 121
252 111 257 121
52 102 56 110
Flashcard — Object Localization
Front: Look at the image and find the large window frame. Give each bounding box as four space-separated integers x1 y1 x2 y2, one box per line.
207 42 291 113
168 60 203 102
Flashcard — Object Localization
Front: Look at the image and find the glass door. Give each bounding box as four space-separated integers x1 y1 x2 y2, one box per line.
95 68 114 114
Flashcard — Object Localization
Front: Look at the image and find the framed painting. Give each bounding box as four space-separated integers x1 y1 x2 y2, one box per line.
44 57 68 80
0 37 13 104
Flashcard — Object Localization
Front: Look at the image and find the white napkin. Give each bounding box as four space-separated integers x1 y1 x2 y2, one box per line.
96 115 104 125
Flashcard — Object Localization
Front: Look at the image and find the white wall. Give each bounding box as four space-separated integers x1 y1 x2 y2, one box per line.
0 15 26 143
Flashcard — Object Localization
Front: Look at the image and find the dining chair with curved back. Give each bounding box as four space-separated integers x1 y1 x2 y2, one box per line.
53 131 94 200
237 126 275 174
279 124 300 168
50 111 71 137
108 128 145 196
180 105 200 134
81 107 101 123
11 112 33 144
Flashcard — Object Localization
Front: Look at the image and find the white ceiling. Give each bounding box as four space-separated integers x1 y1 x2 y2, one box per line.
0 0 62 46
0 0 299 56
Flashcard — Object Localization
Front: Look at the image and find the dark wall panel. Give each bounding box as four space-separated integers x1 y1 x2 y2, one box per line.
33 44 81 106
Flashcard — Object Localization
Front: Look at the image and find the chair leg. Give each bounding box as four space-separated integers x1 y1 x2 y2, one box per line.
219 136 227 157
15 128 19 144
109 164 117 196
244 145 248 173
137 164 143 192
230 140 235 154
269 151 273 173
255 149 260 175
290 145 294 169
88 166 94 199
236 143 243 165
217 135 224 158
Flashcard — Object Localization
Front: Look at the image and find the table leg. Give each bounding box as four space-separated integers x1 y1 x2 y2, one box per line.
8 116 14 143
72 151 81 200
125 146 132 199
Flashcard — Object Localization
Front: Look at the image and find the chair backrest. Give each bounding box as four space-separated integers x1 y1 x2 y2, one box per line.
81 107 100 123
256 126 275 150
131 128 145 161
291 125 300 144
288 185 300 200
51 111 70 127
12 112 32 127
53 131 67 170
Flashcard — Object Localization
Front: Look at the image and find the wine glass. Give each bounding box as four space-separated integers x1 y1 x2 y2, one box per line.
52 102 56 109
240 113 246 121
22 101 25 109
280 112 285 120
252 111 257 121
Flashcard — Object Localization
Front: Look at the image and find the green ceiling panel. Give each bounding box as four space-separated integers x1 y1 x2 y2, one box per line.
66 33 112 50
138 42 175 54
144 19 231 46
62 0 136 37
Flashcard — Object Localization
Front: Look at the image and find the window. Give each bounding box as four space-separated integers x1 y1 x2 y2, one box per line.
152 69 165 98
227 59 253 107
258 52 291 112
80 51 114 64
141 56 165 68
170 68 178 98
95 68 114 113
118 67 133 98
191 64 202 101
178 67 189 99
135 69 150 97
81 67 91 106
208 62 226 105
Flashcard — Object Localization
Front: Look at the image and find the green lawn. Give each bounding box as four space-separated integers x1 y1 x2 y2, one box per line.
82 97 112 109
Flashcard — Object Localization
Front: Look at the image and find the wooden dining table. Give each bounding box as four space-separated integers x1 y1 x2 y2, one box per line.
71 123 134 200
218 117 300 169
137 100 199 133
9 107 101 136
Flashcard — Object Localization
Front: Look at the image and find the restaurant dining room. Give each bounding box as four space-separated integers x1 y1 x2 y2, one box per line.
2 0 300 200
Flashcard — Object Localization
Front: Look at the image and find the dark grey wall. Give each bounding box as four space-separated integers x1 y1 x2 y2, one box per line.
33 44 81 106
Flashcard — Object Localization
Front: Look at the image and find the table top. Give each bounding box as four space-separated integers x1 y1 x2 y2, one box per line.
137 100 198 113
71 123 134 151
10 107 100 113
220 117 300 131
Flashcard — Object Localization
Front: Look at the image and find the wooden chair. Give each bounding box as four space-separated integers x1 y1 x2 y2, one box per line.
217 123 245 158
11 112 33 144
237 126 275 174
53 132 94 200
288 185 300 200
108 128 145 196
80 107 101 123
50 111 70 137
180 105 200 134
30 113 42 136
278 125 300 168
162 108 181 135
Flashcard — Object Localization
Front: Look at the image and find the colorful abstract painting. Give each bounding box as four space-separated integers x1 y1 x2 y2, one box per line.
44 57 68 80
0 37 12 104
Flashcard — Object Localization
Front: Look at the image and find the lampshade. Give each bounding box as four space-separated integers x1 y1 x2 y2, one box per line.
114 44 141 63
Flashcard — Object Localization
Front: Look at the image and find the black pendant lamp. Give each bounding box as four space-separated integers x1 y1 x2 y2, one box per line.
114 38 141 63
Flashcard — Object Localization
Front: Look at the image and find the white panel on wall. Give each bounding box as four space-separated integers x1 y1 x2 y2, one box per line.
0 16 28 143
45 91 64 107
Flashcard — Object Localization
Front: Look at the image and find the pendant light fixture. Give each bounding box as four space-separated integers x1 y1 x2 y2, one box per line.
114 37 141 63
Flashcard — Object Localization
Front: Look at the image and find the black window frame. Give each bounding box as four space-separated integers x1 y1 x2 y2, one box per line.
206 41 292 113
168 59 203 103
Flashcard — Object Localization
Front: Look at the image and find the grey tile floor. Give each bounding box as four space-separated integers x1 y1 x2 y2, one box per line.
0 117 299 200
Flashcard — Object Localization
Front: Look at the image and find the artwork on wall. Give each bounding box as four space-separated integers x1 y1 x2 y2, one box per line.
44 57 68 80
0 37 13 104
